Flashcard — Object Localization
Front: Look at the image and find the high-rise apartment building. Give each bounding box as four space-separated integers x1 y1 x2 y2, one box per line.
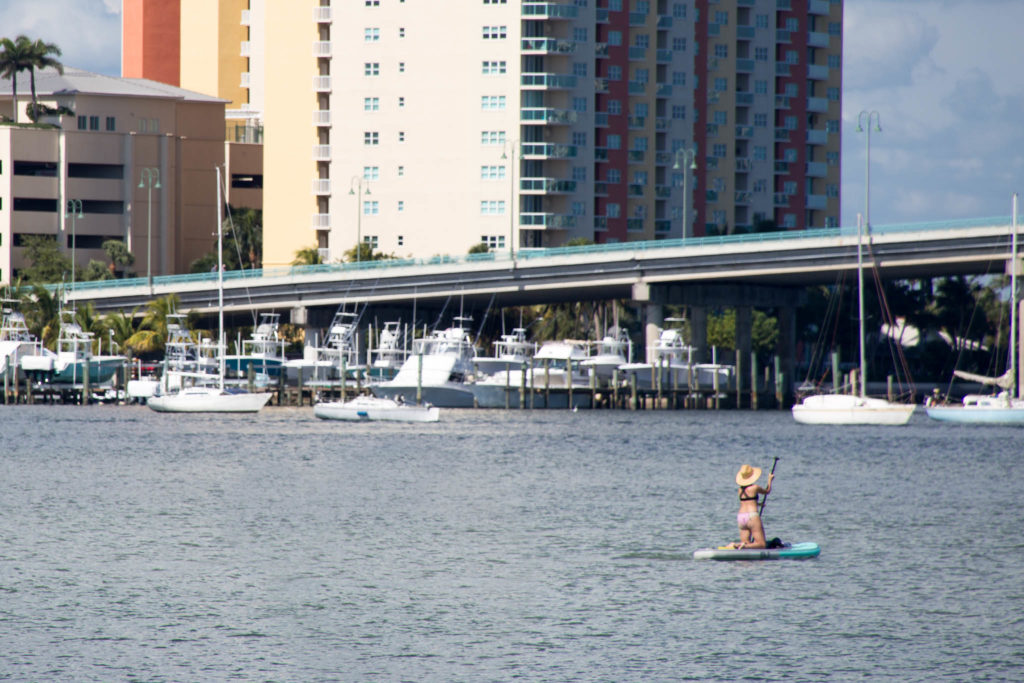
124 0 842 269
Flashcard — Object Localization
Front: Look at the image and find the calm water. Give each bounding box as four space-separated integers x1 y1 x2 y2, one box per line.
0 404 1020 681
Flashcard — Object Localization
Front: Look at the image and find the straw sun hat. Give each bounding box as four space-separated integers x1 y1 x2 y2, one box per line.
735 464 762 487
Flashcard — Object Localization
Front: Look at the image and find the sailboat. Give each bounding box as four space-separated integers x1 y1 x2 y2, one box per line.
926 194 1024 424
148 167 272 413
792 215 915 425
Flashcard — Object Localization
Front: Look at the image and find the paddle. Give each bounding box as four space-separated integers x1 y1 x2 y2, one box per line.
758 457 780 518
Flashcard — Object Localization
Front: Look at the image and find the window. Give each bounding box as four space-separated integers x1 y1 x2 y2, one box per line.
608 65 622 81
398 96 405 107
573 62 587 77
480 165 506 180
827 87 840 101
671 105 686 120
828 55 841 69
756 14 769 28
828 22 841 35
398 165 405 176
755 46 768 61
607 134 621 149
786 50 799 65
365 0 379 5
363 166 379 180
712 143 727 158
826 151 839 167
481 131 506 145
397 235 404 246
754 79 768 94
607 169 621 183
399 27 405 38
714 44 727 58
714 11 728 24
572 201 586 216
572 96 587 112
572 166 586 181
672 3 686 18
754 113 767 127
634 34 649 48
783 213 797 228
784 148 798 162
89 116 99 130
398 131 405 142
483 0 507 3
786 17 800 31
363 201 380 215
607 203 621 218
607 30 621 46
573 27 588 42
784 115 797 130
826 119 840 133
482 26 507 39
398 201 405 211
399 62 405 73
77 115 86 130
635 68 649 84
364 131 379 145
753 145 767 161
364 28 380 41
608 100 622 115
482 60 507 74
672 71 686 86
713 111 727 125
105 116 115 131
714 77 727 92
572 131 587 146
481 235 506 249
364 62 379 76
633 171 648 184
364 97 379 111
785 83 799 97
481 95 506 110
672 37 686 51
480 200 506 215
753 179 767 193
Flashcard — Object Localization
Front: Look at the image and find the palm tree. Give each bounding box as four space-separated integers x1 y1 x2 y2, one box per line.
25 37 62 121
0 35 33 123
292 246 323 266
125 294 181 356
103 308 141 356
223 208 262 269
20 284 61 349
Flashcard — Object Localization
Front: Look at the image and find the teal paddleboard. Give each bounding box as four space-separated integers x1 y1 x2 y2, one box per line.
693 541 820 561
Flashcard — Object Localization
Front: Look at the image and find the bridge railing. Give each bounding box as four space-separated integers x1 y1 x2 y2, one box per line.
58 214 1012 295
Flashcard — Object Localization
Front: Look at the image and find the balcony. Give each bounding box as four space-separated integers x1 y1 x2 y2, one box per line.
629 46 647 61
774 193 789 207
594 216 608 230
594 182 608 196
313 110 332 127
313 41 332 58
737 26 756 39
520 177 578 194
806 161 828 177
776 29 791 44
240 41 251 57
521 37 576 54
595 43 609 58
313 5 332 22
628 81 646 95
656 84 672 97
628 184 644 198
522 3 578 20
241 9 251 25
655 185 672 199
521 107 577 125
806 128 828 145
807 97 829 113
521 143 578 159
808 32 830 48
775 129 791 141
735 191 752 205
655 219 672 233
240 72 251 88
655 151 672 166
313 145 331 161
737 92 754 106
657 15 673 29
655 117 669 131
809 0 830 14
775 63 791 76
628 150 646 163
774 161 790 175
627 219 644 232
521 73 578 89
313 179 331 195
312 213 331 231
629 11 648 27
596 8 609 23
628 116 646 129
595 147 609 162
656 49 673 63
736 157 752 172
808 64 829 80
595 78 608 93
735 125 754 139
313 75 332 92
317 248 330 262
736 59 755 73
807 194 827 210
775 95 791 109
594 112 609 127
519 213 577 229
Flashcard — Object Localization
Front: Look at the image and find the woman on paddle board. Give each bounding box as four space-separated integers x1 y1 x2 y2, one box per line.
727 464 773 549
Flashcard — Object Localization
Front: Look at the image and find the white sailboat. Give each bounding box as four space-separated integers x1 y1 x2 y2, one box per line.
148 167 272 414
926 194 1024 424
792 214 915 425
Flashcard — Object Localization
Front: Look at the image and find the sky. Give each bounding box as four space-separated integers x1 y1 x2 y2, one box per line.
1 0 1021 230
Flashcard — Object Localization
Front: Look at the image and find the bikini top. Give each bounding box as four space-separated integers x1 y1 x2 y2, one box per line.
738 485 759 502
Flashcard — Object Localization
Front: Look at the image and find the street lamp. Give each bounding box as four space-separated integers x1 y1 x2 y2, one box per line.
673 146 698 238
138 167 161 290
501 139 519 261
66 199 84 306
348 176 371 263
856 111 881 230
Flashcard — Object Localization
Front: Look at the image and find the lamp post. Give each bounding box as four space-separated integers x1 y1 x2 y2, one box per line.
138 168 161 291
673 146 698 238
501 139 519 261
66 199 84 306
348 176 371 263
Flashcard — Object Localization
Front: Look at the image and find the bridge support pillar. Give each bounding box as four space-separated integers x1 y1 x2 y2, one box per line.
690 307 708 364
735 306 753 366
644 303 663 363
777 305 797 407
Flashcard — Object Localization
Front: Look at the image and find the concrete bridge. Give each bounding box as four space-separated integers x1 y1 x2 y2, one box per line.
66 215 1020 396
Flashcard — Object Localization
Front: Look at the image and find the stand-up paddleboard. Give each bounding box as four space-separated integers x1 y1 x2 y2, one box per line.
693 542 820 561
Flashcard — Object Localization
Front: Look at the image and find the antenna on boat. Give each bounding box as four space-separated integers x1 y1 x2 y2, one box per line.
1012 193 1019 399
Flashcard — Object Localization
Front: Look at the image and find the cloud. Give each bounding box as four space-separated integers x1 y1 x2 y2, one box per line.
0 0 121 76
843 5 941 90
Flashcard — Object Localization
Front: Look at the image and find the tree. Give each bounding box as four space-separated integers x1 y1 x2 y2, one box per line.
19 234 71 284
82 259 113 281
20 284 61 349
343 242 394 262
292 245 323 266
25 37 62 121
103 239 134 277
468 242 489 254
103 308 141 356
125 294 181 356
190 208 263 272
0 35 33 123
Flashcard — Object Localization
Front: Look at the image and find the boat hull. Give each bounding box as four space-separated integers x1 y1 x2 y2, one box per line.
925 406 1024 424
792 394 915 425
371 383 475 408
693 542 820 561
314 397 439 422
148 387 272 413
470 383 593 409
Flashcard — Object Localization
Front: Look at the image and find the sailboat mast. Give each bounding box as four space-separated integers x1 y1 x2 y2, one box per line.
1012 193 1019 400
217 166 225 392
857 213 867 397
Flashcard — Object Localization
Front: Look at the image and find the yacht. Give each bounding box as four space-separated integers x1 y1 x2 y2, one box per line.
21 311 124 386
370 319 477 407
472 339 592 409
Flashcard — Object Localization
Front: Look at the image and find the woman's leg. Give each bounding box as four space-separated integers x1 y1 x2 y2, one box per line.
745 518 767 549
